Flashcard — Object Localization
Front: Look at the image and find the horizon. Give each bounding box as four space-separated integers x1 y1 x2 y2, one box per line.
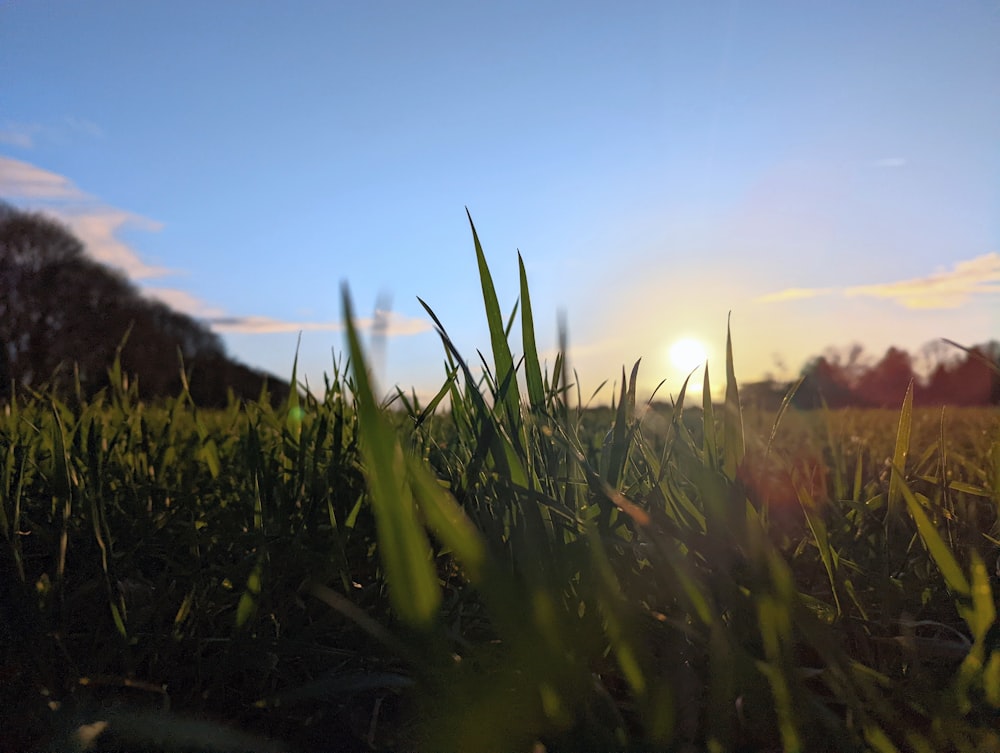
2 2 998 404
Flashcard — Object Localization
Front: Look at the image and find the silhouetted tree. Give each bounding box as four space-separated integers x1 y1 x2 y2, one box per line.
1 205 110 391
915 339 962 381
0 202 289 406
793 356 856 409
854 347 915 408
788 340 1000 410
919 342 1000 406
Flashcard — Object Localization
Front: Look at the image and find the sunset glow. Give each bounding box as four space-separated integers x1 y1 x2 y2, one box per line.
669 338 708 374
2 3 996 402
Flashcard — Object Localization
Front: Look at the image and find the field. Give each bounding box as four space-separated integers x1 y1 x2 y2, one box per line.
3 223 1000 752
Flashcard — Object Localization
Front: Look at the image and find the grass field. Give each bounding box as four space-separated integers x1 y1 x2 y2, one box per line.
3 217 1000 752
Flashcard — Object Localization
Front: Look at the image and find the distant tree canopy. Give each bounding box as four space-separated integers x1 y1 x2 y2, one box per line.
0 202 290 406
791 342 1000 410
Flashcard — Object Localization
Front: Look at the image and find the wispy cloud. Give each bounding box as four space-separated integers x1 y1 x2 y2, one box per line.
0 155 88 199
0 117 103 149
64 116 104 139
145 288 431 338
757 253 1000 309
0 122 37 149
755 287 836 303
845 253 1000 308
2 157 430 339
62 210 171 279
208 311 432 337
0 156 171 278
873 157 907 168
142 288 226 318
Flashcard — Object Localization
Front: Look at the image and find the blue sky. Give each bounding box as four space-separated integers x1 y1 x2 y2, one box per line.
2 1 999 403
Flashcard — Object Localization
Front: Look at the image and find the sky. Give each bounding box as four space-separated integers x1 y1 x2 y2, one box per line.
2 1 999 404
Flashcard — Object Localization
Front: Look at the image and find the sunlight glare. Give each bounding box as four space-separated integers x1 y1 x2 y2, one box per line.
669 338 708 373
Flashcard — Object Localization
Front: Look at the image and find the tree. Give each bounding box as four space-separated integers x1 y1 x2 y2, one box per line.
0 202 289 405
793 355 856 409
2 207 104 390
854 347 915 408
920 342 1000 406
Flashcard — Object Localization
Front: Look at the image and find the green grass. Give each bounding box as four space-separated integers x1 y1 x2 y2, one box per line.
3 214 1000 752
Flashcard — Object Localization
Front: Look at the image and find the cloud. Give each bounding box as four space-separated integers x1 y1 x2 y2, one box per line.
61 210 171 279
757 253 1000 310
0 123 37 149
64 116 104 139
845 253 1000 309
754 287 836 303
874 157 907 168
141 287 226 318
208 311 432 337
0 118 103 149
145 287 432 339
0 155 88 199
2 157 431 342
0 156 171 278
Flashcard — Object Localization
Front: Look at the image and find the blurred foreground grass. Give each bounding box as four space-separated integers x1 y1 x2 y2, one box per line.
3 214 1000 752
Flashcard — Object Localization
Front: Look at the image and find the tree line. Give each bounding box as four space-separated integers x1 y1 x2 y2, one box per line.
3 200 996 411
0 202 290 406
742 341 1000 411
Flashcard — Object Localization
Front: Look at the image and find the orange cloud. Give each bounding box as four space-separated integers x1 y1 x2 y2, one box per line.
754 287 836 303
756 253 1000 310
845 253 1000 309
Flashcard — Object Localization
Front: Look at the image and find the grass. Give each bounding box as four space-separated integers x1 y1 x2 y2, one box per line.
3 213 1000 751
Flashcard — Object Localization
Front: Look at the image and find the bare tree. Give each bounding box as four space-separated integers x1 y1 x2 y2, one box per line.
0 202 288 405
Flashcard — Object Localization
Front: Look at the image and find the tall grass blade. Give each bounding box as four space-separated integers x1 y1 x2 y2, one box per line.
557 310 570 423
887 380 913 518
285 334 303 438
605 361 640 488
417 296 528 487
795 482 842 615
518 251 545 413
405 453 487 583
344 285 441 629
896 474 970 598
467 210 520 427
942 338 1000 376
413 367 457 429
723 316 745 479
49 401 73 585
765 376 805 462
702 365 718 468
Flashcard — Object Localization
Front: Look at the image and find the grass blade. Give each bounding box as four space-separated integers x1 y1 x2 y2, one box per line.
518 251 545 413
467 210 520 427
896 475 970 598
887 380 914 518
344 284 441 629
702 364 718 468
723 316 745 479
406 453 487 583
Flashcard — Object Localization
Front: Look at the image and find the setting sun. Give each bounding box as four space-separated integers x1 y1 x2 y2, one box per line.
669 338 708 373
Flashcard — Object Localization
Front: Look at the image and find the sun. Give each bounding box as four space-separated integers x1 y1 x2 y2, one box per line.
669 338 708 373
